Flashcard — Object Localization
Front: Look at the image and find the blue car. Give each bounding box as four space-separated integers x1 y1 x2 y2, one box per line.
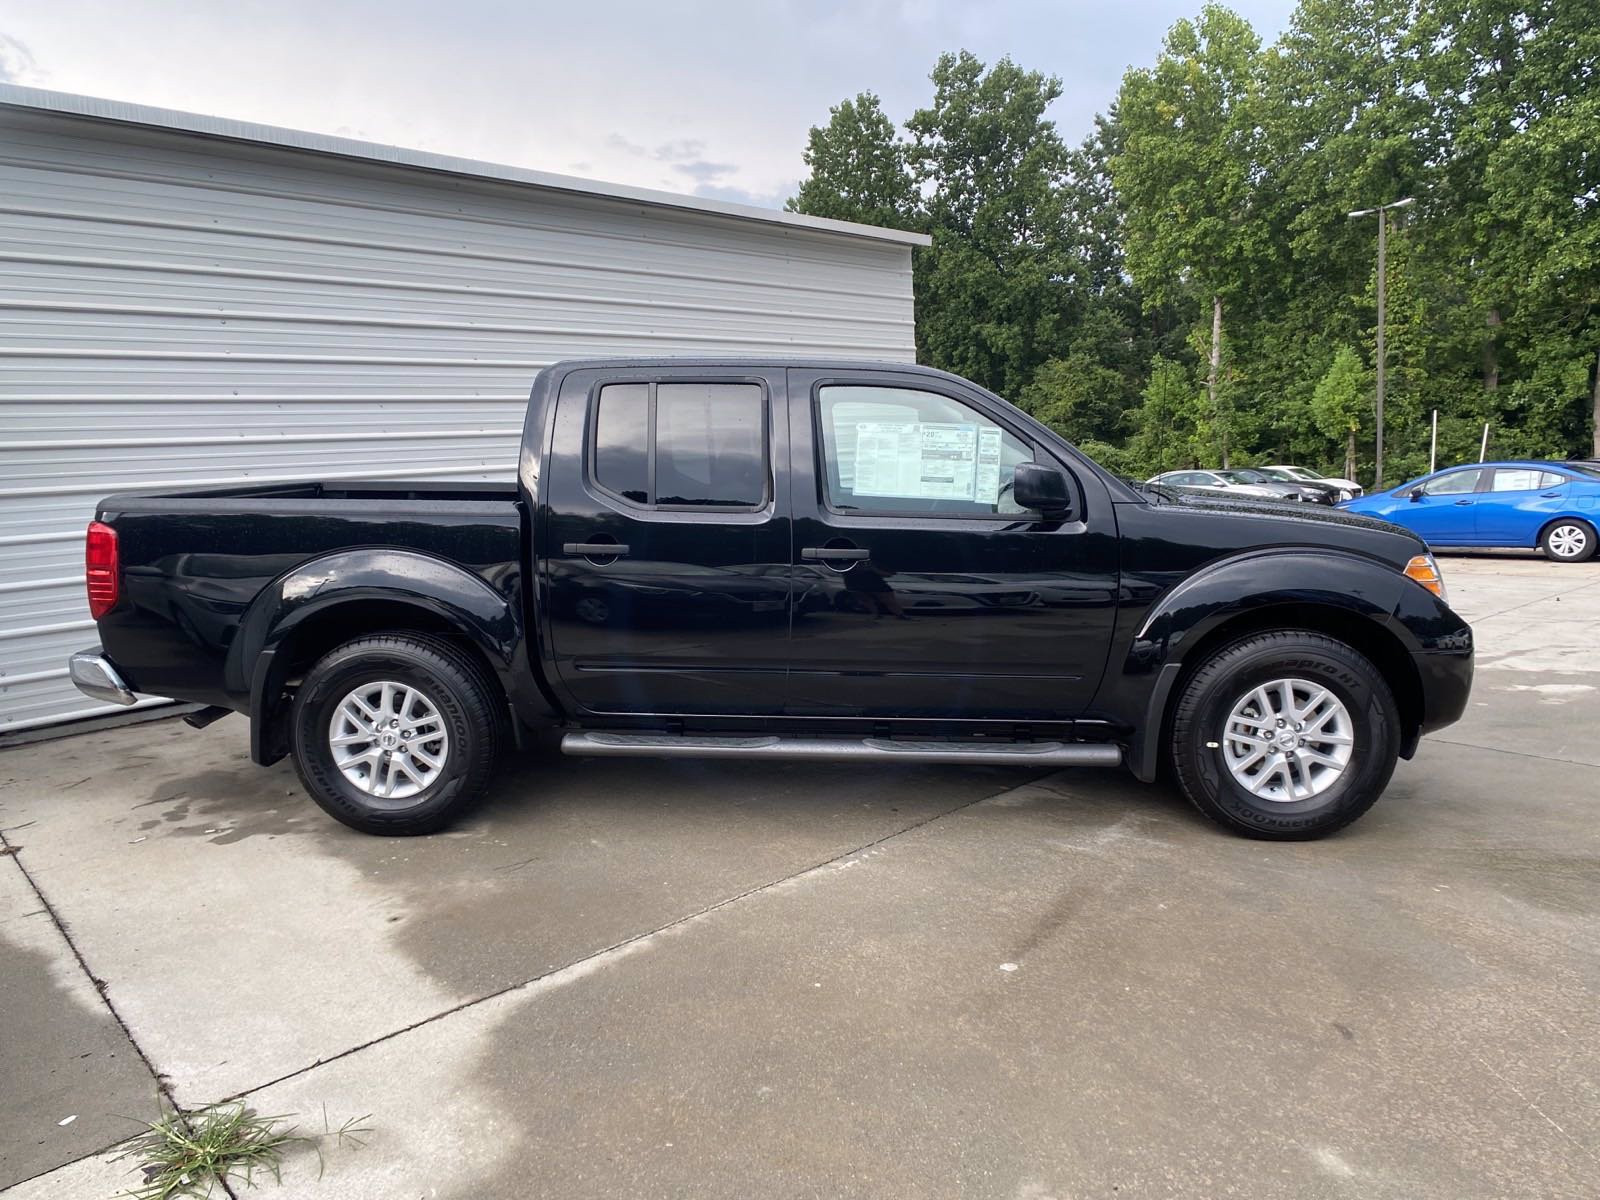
1339 460 1600 562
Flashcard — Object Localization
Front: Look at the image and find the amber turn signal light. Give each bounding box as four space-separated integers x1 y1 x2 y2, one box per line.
1402 554 1446 602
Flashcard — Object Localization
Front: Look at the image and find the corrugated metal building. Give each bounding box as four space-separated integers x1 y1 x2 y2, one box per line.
0 85 927 733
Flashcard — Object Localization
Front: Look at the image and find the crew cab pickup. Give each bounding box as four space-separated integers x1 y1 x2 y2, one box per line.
70 359 1473 839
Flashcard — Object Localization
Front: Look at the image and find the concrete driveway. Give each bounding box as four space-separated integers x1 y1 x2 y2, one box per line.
3 554 1597 1199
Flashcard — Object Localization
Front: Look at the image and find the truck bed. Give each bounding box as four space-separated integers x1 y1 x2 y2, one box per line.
101 479 520 509
92 479 526 713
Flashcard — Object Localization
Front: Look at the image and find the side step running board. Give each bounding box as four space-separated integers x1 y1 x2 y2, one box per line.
560 731 1122 767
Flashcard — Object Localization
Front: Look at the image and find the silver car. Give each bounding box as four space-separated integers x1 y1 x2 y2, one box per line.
1263 464 1364 500
1148 469 1296 501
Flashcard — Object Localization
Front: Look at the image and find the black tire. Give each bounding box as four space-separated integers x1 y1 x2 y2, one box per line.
290 633 502 835
1169 630 1400 840
1540 518 1597 563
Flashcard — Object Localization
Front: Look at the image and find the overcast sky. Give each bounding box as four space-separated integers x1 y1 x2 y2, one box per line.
1 0 1297 211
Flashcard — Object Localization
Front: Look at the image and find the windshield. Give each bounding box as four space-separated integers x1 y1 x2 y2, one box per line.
1568 463 1600 481
1219 469 1267 484
1283 466 1322 481
1254 467 1296 481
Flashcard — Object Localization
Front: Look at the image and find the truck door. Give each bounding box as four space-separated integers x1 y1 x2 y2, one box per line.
541 365 790 716
785 367 1119 720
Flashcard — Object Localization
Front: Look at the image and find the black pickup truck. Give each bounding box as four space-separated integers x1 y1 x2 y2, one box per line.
70 359 1472 840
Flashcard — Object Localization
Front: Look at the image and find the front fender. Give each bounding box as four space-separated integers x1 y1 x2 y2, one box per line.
1127 548 1406 672
1114 548 1409 781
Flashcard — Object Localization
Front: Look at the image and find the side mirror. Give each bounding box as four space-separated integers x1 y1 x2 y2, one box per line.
1013 463 1073 519
1409 487 1426 502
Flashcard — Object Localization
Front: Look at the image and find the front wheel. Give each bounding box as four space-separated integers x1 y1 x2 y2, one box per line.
1169 631 1400 840
1541 519 1597 563
290 634 502 835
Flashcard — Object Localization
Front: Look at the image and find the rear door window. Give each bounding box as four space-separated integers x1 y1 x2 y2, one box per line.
593 384 649 504
1489 468 1549 492
591 381 768 510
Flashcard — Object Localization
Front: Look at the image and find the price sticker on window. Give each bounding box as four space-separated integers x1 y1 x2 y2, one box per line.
853 421 983 500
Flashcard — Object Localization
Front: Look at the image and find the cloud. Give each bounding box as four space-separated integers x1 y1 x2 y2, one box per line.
0 33 40 83
608 134 716 165
605 131 740 190
0 1 1299 218
671 159 737 184
652 138 706 162
605 132 649 156
691 181 797 212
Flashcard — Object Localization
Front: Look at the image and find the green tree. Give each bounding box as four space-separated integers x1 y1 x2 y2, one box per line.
905 51 1082 400
786 92 919 230
1251 0 1432 469
1126 357 1207 475
1062 111 1127 294
1019 352 1131 443
1310 347 1370 482
1112 5 1275 466
1454 0 1600 455
1409 0 1600 457
785 1 1600 475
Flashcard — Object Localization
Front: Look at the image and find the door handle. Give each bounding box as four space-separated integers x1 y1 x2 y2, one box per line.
1453 499 1473 506
563 542 630 557
1541 492 1561 498
802 547 870 562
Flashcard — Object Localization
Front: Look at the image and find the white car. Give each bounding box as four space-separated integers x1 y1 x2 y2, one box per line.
1264 465 1364 500
1146 469 1283 499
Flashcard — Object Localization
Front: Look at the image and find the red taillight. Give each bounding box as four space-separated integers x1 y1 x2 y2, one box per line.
86 521 119 619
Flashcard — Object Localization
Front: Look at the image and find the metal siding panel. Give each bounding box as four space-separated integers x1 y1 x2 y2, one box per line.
0 109 917 730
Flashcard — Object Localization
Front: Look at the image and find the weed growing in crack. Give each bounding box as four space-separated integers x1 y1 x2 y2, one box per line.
113 1102 372 1198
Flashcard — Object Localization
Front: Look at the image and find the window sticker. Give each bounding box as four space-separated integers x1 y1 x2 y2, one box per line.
830 401 919 490
854 421 981 500
975 426 1003 505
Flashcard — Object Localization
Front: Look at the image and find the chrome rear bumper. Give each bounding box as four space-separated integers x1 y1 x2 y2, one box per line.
68 650 137 706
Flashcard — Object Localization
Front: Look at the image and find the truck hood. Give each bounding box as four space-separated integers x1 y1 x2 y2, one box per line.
1141 486 1427 569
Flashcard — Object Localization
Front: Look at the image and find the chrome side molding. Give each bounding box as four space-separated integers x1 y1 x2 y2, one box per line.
560 731 1122 767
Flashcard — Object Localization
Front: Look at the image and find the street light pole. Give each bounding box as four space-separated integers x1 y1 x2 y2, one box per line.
1349 197 1414 489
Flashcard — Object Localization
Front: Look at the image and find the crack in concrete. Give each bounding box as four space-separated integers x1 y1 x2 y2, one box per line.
0 829 243 1200
1427 737 1598 769
215 776 1044 1107
1470 1051 1599 1166
1464 575 1600 624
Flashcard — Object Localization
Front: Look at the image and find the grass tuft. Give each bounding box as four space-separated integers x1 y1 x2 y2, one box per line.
113 1102 372 1198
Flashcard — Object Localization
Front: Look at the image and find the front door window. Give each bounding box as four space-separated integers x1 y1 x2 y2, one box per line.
816 386 1033 518
1418 469 1482 496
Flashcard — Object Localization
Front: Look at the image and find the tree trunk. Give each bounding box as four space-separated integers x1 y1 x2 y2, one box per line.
1593 347 1600 457
1346 427 1357 483
1209 295 1226 467
1484 308 1501 392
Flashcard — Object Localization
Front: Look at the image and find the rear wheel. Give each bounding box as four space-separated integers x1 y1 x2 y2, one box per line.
1169 631 1400 840
1540 519 1597 563
290 633 502 835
